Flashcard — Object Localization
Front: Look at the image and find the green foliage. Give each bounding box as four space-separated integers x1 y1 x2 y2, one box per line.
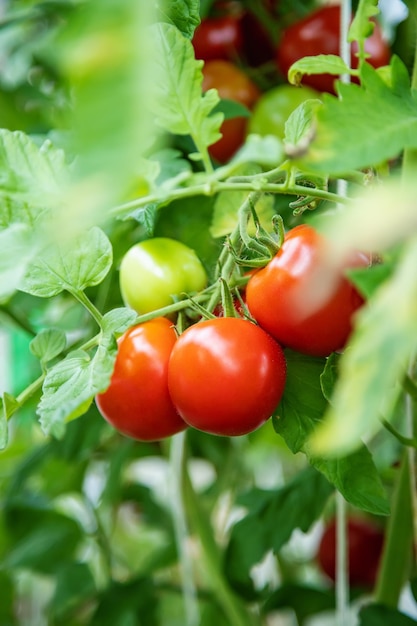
0 0 417 624
225 467 333 596
275 351 389 514
358 604 417 625
150 22 222 161
300 58 417 174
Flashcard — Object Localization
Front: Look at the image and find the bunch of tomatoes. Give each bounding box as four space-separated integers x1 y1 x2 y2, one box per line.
96 224 369 442
96 0 387 442
194 0 390 162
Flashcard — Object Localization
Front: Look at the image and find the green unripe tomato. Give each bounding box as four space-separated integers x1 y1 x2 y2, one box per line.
119 238 207 314
247 84 319 140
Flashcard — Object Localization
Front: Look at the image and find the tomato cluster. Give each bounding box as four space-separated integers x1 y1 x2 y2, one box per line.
96 223 366 441
192 1 390 162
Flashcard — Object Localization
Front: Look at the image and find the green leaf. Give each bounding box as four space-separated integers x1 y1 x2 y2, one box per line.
299 57 417 175
158 0 200 38
0 571 15 625
347 260 396 300
320 353 340 403
0 223 33 302
274 351 389 515
21 227 112 297
102 308 138 335
150 22 222 152
30 328 67 365
311 447 390 515
232 134 284 168
284 99 322 149
151 148 192 186
288 55 351 86
0 130 68 228
310 237 417 457
264 583 335 622
37 333 117 438
358 604 417 625
122 204 158 235
4 508 82 574
212 98 251 120
274 351 327 453
90 578 157 626
225 467 333 596
348 0 379 44
50 562 96 618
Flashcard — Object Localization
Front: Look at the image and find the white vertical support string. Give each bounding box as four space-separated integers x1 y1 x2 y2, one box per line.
336 2 352 626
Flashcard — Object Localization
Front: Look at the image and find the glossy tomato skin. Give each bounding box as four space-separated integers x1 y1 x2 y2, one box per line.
193 15 244 62
202 60 261 163
276 5 390 93
119 238 207 315
168 317 286 436
248 84 319 140
95 318 186 441
317 517 385 588
245 224 368 357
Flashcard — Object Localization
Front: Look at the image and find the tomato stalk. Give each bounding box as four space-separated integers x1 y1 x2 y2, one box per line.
374 451 413 607
109 174 351 221
169 432 200 626
69 288 104 327
181 448 255 626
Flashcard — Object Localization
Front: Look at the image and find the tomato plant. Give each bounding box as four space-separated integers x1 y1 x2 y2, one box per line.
168 317 286 436
202 59 260 162
246 224 368 357
96 318 186 441
317 516 385 589
119 237 207 315
247 83 319 140
276 4 391 93
2 1 417 624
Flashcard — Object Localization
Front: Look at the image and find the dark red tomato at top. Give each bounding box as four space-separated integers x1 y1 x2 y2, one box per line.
95 318 186 441
276 4 390 93
168 317 286 437
245 224 368 357
202 60 261 163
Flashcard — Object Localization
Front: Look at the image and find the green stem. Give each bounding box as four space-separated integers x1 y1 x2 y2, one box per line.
109 179 350 220
381 418 417 449
403 374 417 401
374 451 413 607
8 373 44 420
182 459 254 626
402 28 417 177
170 432 200 626
70 289 103 327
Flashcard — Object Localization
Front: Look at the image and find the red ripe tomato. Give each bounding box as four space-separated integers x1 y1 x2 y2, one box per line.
202 60 261 163
276 5 391 93
168 317 286 437
193 15 244 62
317 517 385 588
245 224 368 357
95 318 186 441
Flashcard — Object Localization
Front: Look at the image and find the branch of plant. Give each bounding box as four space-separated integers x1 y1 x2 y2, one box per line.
109 173 351 220
374 451 413 607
